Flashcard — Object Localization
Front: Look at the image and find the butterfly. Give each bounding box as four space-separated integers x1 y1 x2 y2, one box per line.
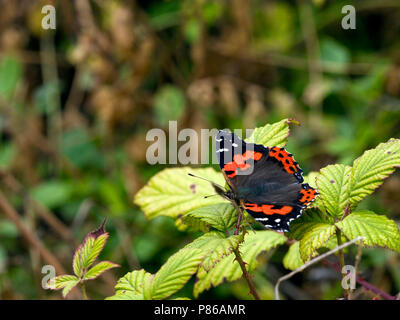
211 130 318 232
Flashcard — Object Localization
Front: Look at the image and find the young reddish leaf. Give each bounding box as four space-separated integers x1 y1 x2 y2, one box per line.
73 219 109 277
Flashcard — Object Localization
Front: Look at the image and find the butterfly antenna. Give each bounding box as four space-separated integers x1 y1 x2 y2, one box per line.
203 194 218 199
188 173 225 189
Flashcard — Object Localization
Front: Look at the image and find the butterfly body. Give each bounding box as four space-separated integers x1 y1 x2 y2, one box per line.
215 130 318 232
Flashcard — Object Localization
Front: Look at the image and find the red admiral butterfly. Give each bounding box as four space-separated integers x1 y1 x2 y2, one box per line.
212 130 318 232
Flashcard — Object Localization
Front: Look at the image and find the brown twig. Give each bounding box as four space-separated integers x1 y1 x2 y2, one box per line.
0 190 66 275
0 170 72 241
230 202 260 299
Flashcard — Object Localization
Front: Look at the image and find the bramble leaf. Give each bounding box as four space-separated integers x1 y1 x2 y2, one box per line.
185 231 242 271
349 138 400 206
150 248 205 300
182 203 238 232
316 164 352 219
73 220 109 277
246 118 297 147
134 167 227 220
336 210 400 252
106 269 153 300
289 211 336 262
283 242 304 270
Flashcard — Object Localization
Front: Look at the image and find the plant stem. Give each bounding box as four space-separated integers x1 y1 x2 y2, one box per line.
234 210 242 235
80 281 88 300
336 228 349 299
232 246 260 300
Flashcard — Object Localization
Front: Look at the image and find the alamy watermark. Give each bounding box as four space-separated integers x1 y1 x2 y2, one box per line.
146 121 254 165
41 5 56 30
341 265 356 290
342 5 356 30
41 264 56 289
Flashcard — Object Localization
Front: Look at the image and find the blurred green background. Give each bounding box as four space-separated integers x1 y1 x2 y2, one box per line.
0 0 399 299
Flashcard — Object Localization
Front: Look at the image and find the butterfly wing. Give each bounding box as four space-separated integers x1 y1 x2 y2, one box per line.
216 130 318 232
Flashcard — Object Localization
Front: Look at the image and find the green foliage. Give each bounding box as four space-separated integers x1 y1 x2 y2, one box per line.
283 242 304 271
106 270 153 300
0 56 22 99
127 119 400 296
193 231 286 297
246 118 296 146
349 139 400 206
185 231 242 271
134 167 227 220
4 0 400 301
107 248 204 300
289 211 336 262
285 138 400 268
181 203 239 233
148 248 204 299
336 211 400 252
50 221 119 298
112 119 293 299
316 164 351 219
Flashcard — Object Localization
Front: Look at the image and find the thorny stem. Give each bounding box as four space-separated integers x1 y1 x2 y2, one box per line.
234 210 242 235
231 202 260 300
232 246 260 300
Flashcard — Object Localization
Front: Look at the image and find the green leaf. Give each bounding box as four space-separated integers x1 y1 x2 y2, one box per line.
73 222 109 277
336 210 400 252
106 269 153 300
31 180 72 209
150 248 205 300
246 118 298 147
154 85 186 127
61 128 104 170
289 211 336 262
320 37 350 68
185 231 242 271
316 164 352 219
0 56 22 99
194 231 286 297
52 275 79 298
134 167 227 220
83 261 119 280
349 139 400 206
182 203 238 232
283 242 304 271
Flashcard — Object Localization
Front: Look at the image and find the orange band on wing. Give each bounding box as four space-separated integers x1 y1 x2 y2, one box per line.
244 203 293 215
223 151 263 178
